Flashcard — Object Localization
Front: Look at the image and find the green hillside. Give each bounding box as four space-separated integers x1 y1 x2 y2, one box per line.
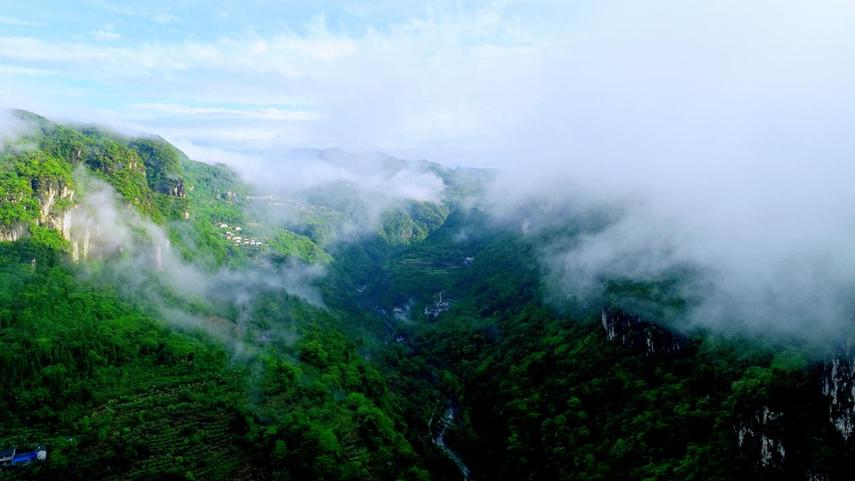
1 111 854 481
0 111 449 481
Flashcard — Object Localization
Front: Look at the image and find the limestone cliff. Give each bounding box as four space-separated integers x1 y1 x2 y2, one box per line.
0 223 27 242
600 307 688 356
735 406 786 468
35 180 75 232
0 179 75 242
821 350 855 441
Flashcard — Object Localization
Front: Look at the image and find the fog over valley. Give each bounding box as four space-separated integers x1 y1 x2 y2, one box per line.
2 2 855 480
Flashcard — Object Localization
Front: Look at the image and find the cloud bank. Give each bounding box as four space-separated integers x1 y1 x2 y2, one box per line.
483 1 855 340
225 147 447 245
232 148 444 203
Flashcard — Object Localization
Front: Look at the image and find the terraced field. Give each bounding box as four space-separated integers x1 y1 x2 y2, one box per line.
2 373 272 481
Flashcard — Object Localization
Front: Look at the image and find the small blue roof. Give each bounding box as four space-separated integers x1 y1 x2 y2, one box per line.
12 451 38 464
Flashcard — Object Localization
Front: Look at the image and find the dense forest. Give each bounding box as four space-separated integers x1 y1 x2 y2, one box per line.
1 111 854 481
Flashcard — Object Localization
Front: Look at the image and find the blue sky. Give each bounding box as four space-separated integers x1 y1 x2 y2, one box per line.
0 0 563 165
2 0 855 174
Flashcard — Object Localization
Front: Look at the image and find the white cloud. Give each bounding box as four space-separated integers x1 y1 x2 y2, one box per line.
0 36 182 74
0 15 44 27
0 29 356 79
0 64 58 76
478 0 855 340
91 29 121 41
0 110 27 142
162 126 291 144
169 139 262 166
150 12 179 24
128 103 321 121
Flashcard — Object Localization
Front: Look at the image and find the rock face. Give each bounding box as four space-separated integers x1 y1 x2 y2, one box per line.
0 223 27 242
600 307 687 356
821 351 855 441
36 181 75 232
68 221 93 263
169 178 186 197
1 181 75 242
735 406 786 468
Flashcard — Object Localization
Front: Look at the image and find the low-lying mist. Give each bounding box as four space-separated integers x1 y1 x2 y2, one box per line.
216 147 448 244
250 148 444 203
69 171 324 356
0 110 31 145
475 1 855 343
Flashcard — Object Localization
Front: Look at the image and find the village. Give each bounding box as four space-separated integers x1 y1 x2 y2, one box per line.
217 223 264 249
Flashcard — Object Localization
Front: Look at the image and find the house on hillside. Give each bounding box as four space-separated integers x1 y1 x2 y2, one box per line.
0 448 14 467
0 447 47 467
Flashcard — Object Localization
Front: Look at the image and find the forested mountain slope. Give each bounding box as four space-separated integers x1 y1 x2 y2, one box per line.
0 111 450 481
1 111 855 481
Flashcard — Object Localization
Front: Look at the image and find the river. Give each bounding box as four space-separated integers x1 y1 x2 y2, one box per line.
431 405 474 481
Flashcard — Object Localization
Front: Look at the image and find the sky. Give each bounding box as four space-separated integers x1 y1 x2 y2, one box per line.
0 0 566 165
4 0 855 339
3 0 854 169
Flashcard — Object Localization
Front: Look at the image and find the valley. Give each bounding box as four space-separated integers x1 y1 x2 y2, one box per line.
1 111 855 481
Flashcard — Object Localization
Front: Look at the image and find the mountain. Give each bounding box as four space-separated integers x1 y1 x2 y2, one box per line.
1 111 855 481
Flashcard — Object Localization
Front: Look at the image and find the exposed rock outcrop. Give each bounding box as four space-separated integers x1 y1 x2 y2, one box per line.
1 181 75 242
820 350 855 441
735 406 786 468
600 307 687 356
0 223 27 242
68 222 93 263
169 178 185 197
35 181 75 232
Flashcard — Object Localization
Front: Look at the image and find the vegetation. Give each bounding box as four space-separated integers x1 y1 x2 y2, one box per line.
1 110 853 481
269 229 332 264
